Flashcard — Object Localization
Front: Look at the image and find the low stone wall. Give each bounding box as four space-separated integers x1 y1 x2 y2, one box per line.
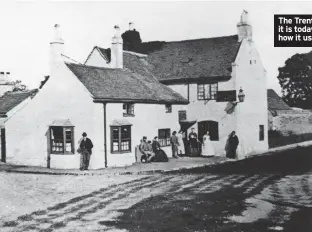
272 112 312 135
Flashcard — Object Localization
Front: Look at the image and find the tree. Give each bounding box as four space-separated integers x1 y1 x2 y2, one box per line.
12 80 27 92
277 52 312 109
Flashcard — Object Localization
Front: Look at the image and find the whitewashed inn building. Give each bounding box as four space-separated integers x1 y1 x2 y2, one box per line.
3 11 268 169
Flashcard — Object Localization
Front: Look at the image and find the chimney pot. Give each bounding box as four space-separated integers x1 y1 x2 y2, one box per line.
237 10 252 42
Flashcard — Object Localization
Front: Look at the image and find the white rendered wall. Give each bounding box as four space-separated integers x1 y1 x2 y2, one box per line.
105 103 187 167
234 39 269 158
5 59 106 169
166 76 237 156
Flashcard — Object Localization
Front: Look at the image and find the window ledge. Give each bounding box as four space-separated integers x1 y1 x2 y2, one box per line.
51 152 75 155
123 114 135 117
111 151 132 154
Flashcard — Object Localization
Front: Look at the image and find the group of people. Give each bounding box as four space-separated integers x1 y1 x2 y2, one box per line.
76 129 240 170
171 128 240 159
139 136 168 162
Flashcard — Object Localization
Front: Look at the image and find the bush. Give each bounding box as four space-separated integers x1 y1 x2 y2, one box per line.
269 130 312 148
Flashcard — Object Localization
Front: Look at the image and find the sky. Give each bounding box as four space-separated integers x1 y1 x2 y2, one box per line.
1 1 312 94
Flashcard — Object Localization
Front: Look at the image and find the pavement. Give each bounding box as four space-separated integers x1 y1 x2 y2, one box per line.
1 140 312 176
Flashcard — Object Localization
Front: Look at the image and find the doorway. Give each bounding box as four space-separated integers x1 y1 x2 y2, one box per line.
198 121 219 143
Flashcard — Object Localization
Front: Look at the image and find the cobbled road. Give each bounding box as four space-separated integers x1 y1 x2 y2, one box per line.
1 146 312 232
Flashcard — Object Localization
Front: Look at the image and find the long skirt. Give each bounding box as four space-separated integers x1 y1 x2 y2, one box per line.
177 140 185 155
202 141 215 156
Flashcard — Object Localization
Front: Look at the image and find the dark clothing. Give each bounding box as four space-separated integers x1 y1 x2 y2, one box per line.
170 135 179 157
226 135 239 159
189 132 198 148
81 150 91 170
79 137 93 170
154 149 169 162
152 140 161 153
80 138 93 154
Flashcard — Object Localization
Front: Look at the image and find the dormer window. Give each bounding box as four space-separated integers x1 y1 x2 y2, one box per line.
165 104 172 113
197 83 218 100
123 103 134 116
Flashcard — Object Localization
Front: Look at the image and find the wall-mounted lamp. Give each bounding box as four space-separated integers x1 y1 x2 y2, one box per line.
231 87 245 107
237 87 245 103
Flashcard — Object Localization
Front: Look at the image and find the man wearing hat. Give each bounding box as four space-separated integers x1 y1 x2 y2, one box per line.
79 132 93 170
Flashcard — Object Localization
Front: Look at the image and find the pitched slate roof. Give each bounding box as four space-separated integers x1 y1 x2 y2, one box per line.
95 35 241 83
0 90 38 116
66 63 188 104
126 35 242 82
267 89 292 111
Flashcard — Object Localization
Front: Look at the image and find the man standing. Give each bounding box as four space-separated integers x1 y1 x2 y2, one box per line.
225 131 239 159
189 128 198 156
170 131 179 158
79 132 93 170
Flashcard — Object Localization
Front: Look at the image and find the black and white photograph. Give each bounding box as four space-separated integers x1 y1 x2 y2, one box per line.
0 1 312 231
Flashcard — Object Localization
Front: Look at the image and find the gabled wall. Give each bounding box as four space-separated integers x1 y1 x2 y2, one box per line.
5 60 106 169
166 40 269 158
234 39 268 157
85 48 110 68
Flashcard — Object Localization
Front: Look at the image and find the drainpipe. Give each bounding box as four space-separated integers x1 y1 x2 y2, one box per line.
187 81 190 101
103 103 108 168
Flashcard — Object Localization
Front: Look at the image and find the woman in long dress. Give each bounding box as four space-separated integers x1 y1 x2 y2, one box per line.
201 131 215 157
177 130 185 156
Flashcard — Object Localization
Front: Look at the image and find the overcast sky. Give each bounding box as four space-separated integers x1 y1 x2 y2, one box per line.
1 1 312 94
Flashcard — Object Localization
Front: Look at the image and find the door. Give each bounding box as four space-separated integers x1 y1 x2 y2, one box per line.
1 128 6 163
198 121 219 142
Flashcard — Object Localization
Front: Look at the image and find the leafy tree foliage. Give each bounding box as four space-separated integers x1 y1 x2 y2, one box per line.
12 80 27 92
277 53 312 109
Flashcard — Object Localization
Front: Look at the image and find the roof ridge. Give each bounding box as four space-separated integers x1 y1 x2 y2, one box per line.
143 34 238 44
65 62 119 71
123 50 147 57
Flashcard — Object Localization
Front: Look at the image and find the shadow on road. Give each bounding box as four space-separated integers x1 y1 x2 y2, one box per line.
169 146 312 175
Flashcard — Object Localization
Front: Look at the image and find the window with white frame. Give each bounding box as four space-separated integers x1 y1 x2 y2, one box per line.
111 125 132 153
123 103 134 116
197 83 218 100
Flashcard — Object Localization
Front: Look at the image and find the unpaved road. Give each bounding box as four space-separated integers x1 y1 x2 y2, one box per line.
1 146 312 232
